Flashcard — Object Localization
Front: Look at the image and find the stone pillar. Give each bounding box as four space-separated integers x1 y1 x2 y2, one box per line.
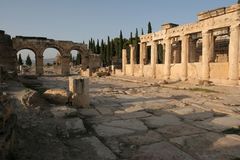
189 39 197 63
61 55 70 76
122 49 127 75
130 45 136 76
69 76 89 107
164 38 171 80
36 55 43 76
139 43 146 77
209 36 216 62
181 35 189 81
228 25 239 85
151 41 158 78
201 30 213 81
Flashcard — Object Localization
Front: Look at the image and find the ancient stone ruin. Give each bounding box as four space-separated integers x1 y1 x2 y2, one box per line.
120 3 240 86
0 2 240 160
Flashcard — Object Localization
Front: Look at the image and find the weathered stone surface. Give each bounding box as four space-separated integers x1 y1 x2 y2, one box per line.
120 130 163 145
156 124 206 138
93 119 147 137
43 89 69 104
65 118 86 135
170 107 204 115
79 108 100 117
50 106 78 118
96 107 113 115
103 119 148 132
170 132 240 160
66 136 116 160
132 141 195 160
116 111 152 120
143 114 182 128
183 111 214 121
22 89 48 108
93 124 135 137
194 116 240 132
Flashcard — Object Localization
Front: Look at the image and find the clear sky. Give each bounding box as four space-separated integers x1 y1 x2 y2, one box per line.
0 0 237 60
0 0 237 42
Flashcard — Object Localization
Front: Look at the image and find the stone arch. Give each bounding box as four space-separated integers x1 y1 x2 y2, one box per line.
42 47 62 75
68 45 89 70
16 48 37 75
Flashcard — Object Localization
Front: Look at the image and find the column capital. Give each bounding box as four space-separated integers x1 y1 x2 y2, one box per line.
230 24 240 32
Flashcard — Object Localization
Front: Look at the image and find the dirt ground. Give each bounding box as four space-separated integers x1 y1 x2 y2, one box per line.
5 73 240 160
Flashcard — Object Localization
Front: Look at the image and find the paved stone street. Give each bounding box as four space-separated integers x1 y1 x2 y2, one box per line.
8 76 240 160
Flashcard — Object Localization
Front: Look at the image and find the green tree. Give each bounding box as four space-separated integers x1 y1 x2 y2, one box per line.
119 30 123 60
238 0 240 4
26 54 32 66
130 32 133 44
135 28 139 45
141 28 144 35
107 36 111 65
18 54 23 65
100 39 106 66
148 21 152 34
96 39 100 54
76 53 81 65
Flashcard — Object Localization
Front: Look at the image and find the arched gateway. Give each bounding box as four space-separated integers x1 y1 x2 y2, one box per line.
12 36 90 76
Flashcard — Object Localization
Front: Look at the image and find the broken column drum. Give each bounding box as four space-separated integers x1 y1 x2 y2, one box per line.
69 76 89 107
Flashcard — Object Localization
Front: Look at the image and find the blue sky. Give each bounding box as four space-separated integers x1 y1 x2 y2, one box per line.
0 0 236 60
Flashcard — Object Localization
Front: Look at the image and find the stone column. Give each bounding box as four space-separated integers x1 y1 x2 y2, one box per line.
209 36 216 62
130 45 136 76
139 43 146 77
122 49 127 75
201 30 213 81
61 55 70 76
181 35 189 81
189 39 197 63
69 76 89 107
164 38 171 80
36 55 43 76
228 24 239 85
151 41 158 78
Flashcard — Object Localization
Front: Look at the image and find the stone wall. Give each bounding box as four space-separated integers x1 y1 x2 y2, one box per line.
0 30 17 74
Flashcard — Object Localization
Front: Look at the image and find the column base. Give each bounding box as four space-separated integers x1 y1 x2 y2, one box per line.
227 79 239 86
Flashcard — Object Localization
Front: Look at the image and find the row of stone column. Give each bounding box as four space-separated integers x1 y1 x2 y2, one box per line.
122 24 239 85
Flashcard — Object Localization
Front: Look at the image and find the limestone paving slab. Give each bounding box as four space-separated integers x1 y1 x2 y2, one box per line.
65 118 86 135
156 124 207 138
132 141 196 160
66 136 116 160
143 114 183 128
116 111 152 120
170 132 240 160
93 124 135 137
93 119 148 137
119 130 164 146
79 108 100 117
103 119 148 132
193 116 240 132
183 111 214 121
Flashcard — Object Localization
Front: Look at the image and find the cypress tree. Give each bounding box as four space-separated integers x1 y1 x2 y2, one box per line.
76 53 81 65
107 36 111 65
135 28 139 45
119 30 123 61
148 21 152 34
141 28 144 35
238 0 240 4
130 32 133 44
96 39 100 54
100 39 106 66
18 54 23 65
26 54 32 66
